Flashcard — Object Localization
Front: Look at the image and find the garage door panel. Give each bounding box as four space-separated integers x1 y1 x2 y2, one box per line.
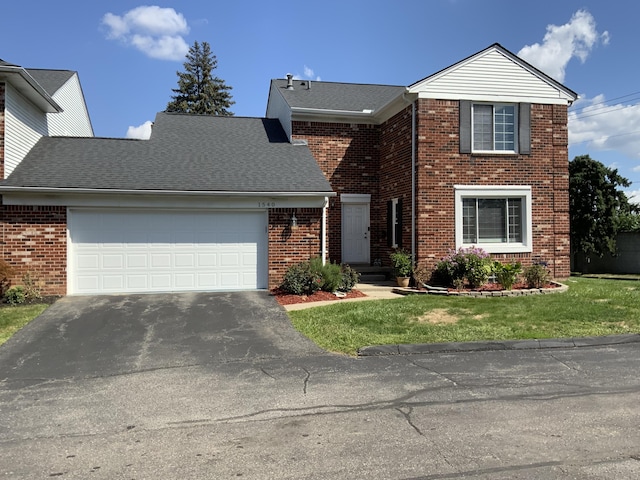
69 210 267 294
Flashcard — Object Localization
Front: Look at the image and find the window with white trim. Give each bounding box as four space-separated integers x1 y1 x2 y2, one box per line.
473 104 517 152
387 198 402 248
455 186 532 253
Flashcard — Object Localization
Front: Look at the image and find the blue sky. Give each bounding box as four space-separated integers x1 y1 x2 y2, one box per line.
3 1 640 202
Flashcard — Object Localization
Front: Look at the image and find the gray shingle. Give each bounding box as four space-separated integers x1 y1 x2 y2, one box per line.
271 79 406 112
2 113 333 194
25 69 75 96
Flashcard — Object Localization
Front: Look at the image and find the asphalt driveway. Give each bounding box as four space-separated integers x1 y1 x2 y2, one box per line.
0 291 324 382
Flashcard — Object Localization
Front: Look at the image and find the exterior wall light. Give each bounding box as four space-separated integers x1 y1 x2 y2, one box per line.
290 212 298 230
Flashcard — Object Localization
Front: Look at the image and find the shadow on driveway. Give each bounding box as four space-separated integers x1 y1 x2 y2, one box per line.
0 291 325 382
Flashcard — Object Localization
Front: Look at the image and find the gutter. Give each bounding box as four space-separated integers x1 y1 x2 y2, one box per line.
291 106 375 117
0 186 337 197
0 65 63 113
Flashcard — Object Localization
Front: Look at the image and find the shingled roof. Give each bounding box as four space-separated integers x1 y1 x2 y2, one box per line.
2 113 334 195
26 69 75 96
270 78 406 113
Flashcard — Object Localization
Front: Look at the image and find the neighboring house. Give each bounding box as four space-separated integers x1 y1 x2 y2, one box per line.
0 43 577 296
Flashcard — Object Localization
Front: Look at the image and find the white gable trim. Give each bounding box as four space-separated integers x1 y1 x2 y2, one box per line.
409 45 577 106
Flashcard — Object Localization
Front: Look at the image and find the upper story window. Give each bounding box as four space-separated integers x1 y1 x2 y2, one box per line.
460 101 530 155
473 104 516 152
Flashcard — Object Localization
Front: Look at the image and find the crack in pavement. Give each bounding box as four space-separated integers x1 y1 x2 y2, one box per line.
395 406 424 437
406 359 459 386
302 367 310 395
401 452 640 479
548 353 581 371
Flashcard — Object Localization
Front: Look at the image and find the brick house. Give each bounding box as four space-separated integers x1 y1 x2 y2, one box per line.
267 43 577 279
0 44 576 295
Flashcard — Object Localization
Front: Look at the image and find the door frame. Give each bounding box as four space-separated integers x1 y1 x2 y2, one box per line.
340 194 371 264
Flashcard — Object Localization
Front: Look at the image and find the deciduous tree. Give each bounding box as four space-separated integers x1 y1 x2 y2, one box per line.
569 155 634 264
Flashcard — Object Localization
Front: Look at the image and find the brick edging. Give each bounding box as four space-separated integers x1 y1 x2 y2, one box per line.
392 282 568 297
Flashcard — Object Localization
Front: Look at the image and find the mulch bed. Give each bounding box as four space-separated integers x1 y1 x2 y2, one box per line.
271 288 367 306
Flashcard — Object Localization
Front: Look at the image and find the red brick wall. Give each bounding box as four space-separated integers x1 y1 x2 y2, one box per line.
292 122 379 264
379 105 413 264
0 204 67 295
414 98 570 278
268 208 322 289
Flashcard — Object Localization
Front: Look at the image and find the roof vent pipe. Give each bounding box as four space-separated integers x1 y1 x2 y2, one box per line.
286 73 294 90
307 80 311 90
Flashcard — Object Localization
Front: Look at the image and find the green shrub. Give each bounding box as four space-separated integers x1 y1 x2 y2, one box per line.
390 249 412 277
4 286 26 305
524 263 550 288
339 264 360 292
493 261 522 290
315 259 343 292
435 247 492 288
281 262 323 295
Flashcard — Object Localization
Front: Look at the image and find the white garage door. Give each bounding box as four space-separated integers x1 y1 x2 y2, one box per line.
68 209 267 294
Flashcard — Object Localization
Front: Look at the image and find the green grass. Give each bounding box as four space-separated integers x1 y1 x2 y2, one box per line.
0 304 49 346
288 277 640 355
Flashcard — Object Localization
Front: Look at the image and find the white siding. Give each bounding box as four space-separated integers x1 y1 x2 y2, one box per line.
265 83 293 140
411 49 573 104
4 83 47 178
48 73 93 137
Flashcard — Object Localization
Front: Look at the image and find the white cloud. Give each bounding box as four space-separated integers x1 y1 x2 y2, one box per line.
569 95 640 160
518 9 608 82
292 65 321 81
102 6 190 61
626 189 640 205
126 120 153 140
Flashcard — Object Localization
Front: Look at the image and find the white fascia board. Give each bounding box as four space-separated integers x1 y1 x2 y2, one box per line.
0 186 336 197
2 191 334 209
416 91 572 105
0 67 62 113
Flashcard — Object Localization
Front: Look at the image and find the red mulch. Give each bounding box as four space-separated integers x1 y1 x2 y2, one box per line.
272 287 367 306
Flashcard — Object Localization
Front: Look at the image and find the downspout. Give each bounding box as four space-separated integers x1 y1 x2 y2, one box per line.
411 100 416 264
402 91 417 265
322 197 328 265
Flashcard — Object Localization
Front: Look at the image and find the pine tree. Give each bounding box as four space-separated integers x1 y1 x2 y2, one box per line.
166 41 234 115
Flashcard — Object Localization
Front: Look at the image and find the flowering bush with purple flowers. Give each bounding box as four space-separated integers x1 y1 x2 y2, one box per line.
435 246 493 289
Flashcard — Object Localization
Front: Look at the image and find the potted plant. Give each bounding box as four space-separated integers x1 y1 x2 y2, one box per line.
390 249 412 287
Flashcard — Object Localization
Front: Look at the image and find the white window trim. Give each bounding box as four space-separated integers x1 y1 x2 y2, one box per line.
391 197 399 248
454 185 532 254
471 103 518 154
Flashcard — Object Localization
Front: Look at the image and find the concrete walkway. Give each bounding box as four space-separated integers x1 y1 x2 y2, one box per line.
282 280 403 311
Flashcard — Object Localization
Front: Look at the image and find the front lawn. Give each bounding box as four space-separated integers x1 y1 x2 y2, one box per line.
288 277 640 355
0 304 49 346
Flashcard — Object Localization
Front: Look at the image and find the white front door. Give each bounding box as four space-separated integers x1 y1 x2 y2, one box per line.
342 202 370 264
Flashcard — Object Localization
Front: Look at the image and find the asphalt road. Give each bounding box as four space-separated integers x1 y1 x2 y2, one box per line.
0 295 639 479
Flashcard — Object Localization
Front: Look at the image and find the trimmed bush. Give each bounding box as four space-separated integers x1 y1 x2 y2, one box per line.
524 263 551 288
339 264 360 292
4 286 26 305
281 262 323 295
